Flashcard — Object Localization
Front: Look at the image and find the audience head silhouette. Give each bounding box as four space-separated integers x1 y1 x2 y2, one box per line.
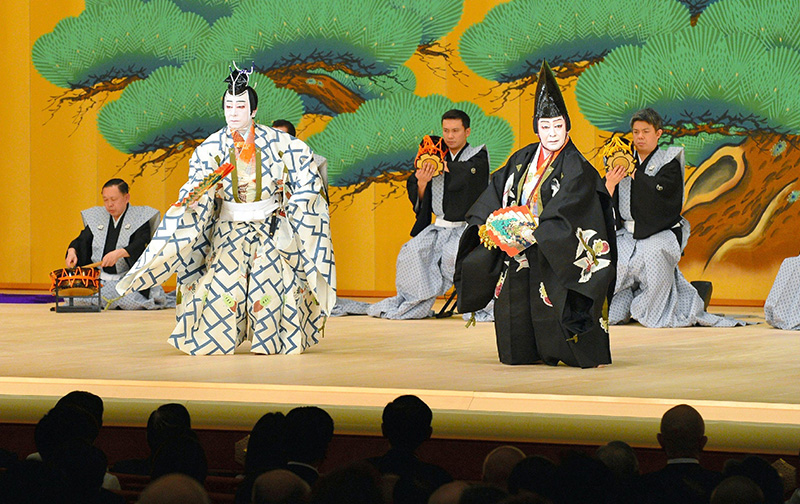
246 412 289 475
138 473 211 504
150 432 208 484
507 455 557 499
252 469 311 504
55 390 104 433
34 405 98 461
596 440 639 479
481 445 526 490
147 403 192 453
658 404 708 459
381 395 433 451
722 456 783 504
285 406 334 465
710 475 765 504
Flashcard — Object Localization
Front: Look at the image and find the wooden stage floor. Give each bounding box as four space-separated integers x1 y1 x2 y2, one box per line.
1 299 798 455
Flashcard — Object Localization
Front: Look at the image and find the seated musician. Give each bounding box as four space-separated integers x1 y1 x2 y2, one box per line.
604 109 742 327
65 178 173 309
335 110 492 320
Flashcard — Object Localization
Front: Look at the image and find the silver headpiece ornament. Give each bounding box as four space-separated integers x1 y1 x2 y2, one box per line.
224 61 255 95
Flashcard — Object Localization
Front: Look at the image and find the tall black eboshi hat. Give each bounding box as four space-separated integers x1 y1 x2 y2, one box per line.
533 60 570 134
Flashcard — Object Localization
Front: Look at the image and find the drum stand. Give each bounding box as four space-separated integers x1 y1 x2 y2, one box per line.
53 287 102 313
50 264 103 313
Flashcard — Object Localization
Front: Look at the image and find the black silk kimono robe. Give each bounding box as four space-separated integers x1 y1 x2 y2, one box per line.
455 140 616 367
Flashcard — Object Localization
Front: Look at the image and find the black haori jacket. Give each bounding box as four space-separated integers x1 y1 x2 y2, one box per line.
406 142 490 237
612 148 684 243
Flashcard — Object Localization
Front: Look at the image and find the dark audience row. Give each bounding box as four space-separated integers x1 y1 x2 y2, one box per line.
0 391 798 504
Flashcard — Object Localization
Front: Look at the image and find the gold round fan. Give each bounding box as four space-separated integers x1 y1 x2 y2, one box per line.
606 151 636 176
415 153 445 176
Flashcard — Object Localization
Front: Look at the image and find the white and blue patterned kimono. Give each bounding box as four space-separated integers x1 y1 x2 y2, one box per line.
117 125 336 354
765 254 800 330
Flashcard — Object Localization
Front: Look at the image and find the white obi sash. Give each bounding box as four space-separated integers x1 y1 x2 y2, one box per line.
219 197 280 222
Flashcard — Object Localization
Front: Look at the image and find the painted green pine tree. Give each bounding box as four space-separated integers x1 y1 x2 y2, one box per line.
85 0 241 24
198 0 426 115
697 0 800 49
677 0 722 20
575 26 800 164
573 0 800 274
32 0 465 176
96 60 304 179
296 67 416 117
153 0 241 24
459 0 690 104
391 0 463 47
307 93 514 201
392 0 464 69
32 0 210 121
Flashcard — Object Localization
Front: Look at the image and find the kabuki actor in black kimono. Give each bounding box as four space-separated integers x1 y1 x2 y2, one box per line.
455 61 616 368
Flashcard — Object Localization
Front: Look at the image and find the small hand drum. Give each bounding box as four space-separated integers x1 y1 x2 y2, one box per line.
414 135 449 177
49 266 101 297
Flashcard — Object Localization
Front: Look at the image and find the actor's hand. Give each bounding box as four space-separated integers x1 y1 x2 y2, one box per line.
65 248 78 268
101 248 130 268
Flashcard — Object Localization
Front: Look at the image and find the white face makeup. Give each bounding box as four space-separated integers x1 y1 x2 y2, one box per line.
536 116 568 154
224 92 254 131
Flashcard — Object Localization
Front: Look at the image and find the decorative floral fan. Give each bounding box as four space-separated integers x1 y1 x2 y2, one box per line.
479 205 538 257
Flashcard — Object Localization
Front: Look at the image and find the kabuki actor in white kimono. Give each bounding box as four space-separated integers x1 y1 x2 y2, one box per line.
66 179 171 310
117 65 336 355
604 108 743 328
765 253 800 330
